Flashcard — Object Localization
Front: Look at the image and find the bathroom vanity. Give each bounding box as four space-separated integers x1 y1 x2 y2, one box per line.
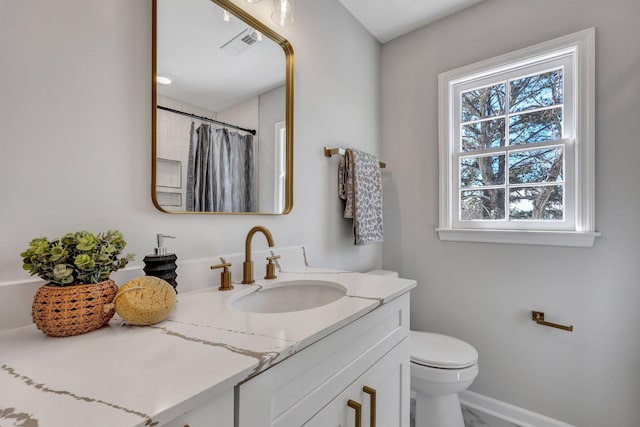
0 269 414 426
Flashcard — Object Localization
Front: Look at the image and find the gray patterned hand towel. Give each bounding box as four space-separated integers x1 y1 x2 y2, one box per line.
339 149 384 245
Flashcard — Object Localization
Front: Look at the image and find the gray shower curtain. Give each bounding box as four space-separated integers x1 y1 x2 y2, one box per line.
186 123 255 212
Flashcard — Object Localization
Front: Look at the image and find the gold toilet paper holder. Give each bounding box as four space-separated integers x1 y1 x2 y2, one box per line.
531 311 573 332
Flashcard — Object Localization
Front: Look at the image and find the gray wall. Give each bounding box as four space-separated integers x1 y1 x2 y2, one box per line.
0 0 381 285
381 0 640 425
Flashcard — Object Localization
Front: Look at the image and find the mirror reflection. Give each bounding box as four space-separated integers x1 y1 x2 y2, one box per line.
153 0 293 214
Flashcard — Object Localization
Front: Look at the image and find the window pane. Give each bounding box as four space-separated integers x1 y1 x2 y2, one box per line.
509 185 564 220
509 107 562 144
461 189 505 220
460 155 505 188
461 83 505 122
462 118 505 152
509 147 564 184
510 69 563 113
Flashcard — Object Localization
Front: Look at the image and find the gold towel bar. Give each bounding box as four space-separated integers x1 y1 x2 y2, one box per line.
324 147 386 168
532 311 573 332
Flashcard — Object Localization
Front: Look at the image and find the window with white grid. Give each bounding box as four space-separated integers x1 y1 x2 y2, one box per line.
437 29 598 247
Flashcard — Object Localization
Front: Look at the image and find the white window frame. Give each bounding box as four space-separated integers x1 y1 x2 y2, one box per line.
437 28 599 247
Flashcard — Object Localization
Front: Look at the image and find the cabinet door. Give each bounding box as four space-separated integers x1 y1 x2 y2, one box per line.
304 338 410 427
303 380 362 427
358 338 410 427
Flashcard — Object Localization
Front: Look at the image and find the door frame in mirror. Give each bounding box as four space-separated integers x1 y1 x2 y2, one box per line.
151 0 294 214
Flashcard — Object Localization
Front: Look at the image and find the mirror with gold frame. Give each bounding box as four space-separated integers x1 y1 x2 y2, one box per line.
152 0 293 214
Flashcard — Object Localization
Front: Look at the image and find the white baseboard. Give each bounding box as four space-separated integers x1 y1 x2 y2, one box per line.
459 390 575 427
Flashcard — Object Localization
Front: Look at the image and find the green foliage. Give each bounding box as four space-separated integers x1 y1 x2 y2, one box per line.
21 230 135 286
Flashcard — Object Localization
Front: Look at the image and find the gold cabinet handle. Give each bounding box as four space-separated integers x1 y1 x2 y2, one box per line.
347 399 362 427
363 386 376 427
532 311 573 332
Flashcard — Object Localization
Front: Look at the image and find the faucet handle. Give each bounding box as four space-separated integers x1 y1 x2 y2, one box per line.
264 255 280 280
211 262 233 291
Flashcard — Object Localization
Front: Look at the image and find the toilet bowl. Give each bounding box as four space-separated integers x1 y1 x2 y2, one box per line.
365 270 479 427
411 330 478 427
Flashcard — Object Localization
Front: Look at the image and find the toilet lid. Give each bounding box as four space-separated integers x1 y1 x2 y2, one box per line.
410 331 478 369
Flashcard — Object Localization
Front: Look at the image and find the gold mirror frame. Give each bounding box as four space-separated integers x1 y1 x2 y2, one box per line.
152 0 294 214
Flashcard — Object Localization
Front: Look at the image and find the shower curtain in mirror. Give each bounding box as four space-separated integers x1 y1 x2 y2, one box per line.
186 123 255 212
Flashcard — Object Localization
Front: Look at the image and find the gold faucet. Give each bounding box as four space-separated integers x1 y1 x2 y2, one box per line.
242 225 275 284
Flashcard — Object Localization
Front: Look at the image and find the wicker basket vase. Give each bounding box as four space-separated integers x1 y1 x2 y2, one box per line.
32 279 119 337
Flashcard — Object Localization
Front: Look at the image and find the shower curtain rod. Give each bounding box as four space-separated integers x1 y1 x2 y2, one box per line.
156 105 257 136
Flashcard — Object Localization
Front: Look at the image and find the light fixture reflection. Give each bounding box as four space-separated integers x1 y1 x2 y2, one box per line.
249 29 263 42
245 0 262 3
215 6 232 22
156 75 172 85
271 0 294 26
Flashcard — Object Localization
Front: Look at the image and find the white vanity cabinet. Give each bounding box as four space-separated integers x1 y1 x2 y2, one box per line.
237 293 410 427
305 338 409 427
162 389 234 427
0 269 415 427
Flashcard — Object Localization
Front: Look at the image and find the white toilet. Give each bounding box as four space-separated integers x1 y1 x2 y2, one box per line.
410 330 478 427
366 270 479 427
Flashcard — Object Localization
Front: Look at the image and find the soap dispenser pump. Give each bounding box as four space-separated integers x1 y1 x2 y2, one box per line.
143 234 178 292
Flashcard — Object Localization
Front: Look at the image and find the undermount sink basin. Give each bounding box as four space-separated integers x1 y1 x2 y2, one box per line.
229 280 347 313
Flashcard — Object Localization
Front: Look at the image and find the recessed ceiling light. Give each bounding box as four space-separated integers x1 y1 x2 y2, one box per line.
156 75 172 85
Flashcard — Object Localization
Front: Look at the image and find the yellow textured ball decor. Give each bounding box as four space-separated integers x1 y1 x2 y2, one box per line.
115 276 177 326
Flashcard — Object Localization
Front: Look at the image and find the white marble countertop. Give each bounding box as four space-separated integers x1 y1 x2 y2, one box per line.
0 268 415 427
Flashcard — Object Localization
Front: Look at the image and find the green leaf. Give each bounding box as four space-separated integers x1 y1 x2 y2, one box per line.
74 254 95 270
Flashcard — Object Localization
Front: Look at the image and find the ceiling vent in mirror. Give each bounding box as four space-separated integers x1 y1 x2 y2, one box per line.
220 28 262 55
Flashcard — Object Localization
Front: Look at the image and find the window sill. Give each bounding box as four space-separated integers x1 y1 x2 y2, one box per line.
436 228 600 247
